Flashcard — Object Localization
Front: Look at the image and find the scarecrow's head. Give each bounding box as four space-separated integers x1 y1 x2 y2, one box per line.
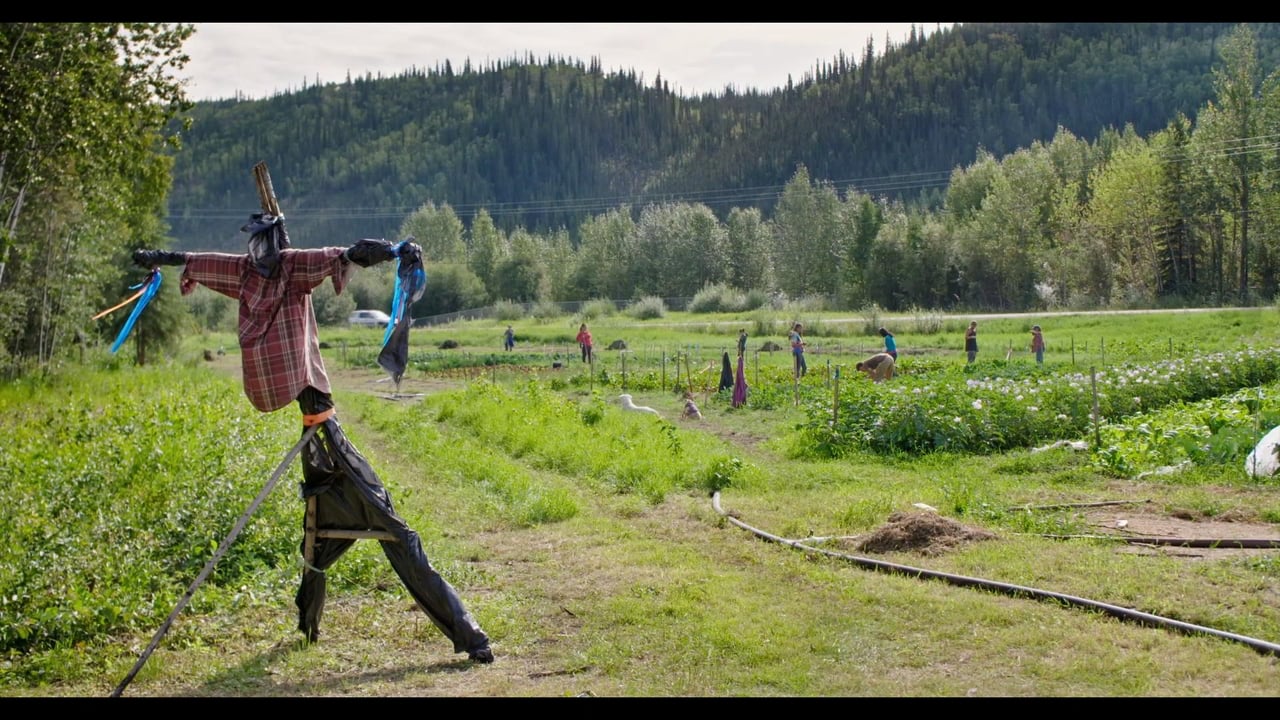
242 212 290 278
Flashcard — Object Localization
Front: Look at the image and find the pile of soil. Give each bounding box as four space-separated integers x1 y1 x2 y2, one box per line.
854 511 997 556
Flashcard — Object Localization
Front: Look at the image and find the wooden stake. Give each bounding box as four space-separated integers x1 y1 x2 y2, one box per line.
253 161 282 216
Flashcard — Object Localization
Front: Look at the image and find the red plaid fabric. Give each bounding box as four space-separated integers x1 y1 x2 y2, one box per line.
181 248 353 413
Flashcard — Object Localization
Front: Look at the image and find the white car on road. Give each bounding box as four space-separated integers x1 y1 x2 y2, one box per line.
348 309 391 328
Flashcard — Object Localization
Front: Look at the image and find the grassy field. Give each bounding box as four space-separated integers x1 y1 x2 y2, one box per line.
2 306 1278 697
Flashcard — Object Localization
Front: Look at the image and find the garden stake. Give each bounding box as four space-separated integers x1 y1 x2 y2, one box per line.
110 425 319 698
1090 367 1101 449
832 365 841 424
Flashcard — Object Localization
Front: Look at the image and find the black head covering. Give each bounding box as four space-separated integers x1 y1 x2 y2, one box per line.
242 212 290 278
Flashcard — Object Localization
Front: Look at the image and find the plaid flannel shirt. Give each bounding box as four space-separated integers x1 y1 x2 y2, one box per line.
181 248 353 413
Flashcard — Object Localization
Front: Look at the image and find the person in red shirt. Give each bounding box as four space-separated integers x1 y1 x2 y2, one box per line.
1030 324 1045 365
576 323 594 363
132 212 494 663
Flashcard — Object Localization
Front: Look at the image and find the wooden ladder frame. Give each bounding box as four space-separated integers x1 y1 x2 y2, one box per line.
304 496 397 567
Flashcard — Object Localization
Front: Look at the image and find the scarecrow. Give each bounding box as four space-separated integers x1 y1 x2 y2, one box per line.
128 165 493 665
732 352 749 408
718 351 734 392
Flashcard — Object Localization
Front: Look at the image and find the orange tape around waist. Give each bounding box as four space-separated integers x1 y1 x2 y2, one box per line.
302 408 335 427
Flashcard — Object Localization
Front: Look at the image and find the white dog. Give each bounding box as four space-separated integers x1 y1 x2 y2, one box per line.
619 393 662 418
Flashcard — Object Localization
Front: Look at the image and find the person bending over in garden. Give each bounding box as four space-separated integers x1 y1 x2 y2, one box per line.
856 352 896 383
132 212 494 664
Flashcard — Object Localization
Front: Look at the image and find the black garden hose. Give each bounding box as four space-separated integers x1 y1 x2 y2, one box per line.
711 492 1280 658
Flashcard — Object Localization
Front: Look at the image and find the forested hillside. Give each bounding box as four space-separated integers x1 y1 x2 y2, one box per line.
165 22 1280 251
5 22 1280 378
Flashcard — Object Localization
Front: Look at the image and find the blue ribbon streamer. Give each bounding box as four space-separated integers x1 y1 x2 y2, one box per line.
110 270 162 354
381 242 426 348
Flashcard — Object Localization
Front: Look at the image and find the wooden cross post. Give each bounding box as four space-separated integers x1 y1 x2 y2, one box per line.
253 161 282 216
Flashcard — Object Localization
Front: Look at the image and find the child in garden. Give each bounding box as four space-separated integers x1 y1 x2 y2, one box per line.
965 321 979 363
789 322 807 378
576 323 593 363
1030 325 1045 365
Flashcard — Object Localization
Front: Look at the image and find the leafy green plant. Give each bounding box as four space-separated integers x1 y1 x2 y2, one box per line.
492 300 526 321
625 296 668 320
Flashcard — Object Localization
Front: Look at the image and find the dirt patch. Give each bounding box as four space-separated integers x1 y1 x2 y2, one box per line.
851 510 998 556
1081 507 1280 559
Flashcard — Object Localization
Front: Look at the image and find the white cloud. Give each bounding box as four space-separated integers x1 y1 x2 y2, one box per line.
181 22 951 101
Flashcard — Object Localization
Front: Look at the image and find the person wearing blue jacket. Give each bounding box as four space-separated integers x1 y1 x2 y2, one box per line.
879 327 897 360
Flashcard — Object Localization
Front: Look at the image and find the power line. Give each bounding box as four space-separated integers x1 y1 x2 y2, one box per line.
165 132 1280 225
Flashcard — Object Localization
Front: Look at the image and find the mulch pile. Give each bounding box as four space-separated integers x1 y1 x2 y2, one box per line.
852 511 997 556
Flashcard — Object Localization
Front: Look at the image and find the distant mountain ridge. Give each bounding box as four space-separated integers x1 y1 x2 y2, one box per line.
164 22 1280 251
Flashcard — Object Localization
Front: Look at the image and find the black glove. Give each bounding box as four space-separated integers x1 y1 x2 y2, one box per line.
344 238 398 268
396 238 421 264
132 249 188 269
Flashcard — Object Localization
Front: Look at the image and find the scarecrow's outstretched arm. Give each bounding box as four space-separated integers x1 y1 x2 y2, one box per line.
132 249 188 268
345 237 416 268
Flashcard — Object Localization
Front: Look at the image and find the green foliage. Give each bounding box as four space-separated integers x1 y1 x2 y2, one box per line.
698 455 751 494
909 306 944 335
427 382 730 501
798 346 1280 457
859 304 883 335
492 300 526 321
413 263 488 317
6 310 1280 695
0 366 298 659
1 23 193 375
689 283 752 313
530 300 565 320
579 299 617 321
625 296 667 320
1091 385 1280 478
311 279 356 326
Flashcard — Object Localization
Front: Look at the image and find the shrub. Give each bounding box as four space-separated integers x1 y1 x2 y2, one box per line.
493 300 526 321
579 298 616 320
786 294 832 313
626 296 667 320
531 300 564 320
742 289 770 311
859 303 883 335
910 306 944 335
688 283 752 313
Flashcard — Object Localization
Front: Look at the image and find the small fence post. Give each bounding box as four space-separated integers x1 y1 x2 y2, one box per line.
1090 366 1101 449
832 365 841 424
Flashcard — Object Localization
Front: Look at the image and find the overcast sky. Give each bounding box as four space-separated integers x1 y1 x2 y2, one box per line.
181 23 953 102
